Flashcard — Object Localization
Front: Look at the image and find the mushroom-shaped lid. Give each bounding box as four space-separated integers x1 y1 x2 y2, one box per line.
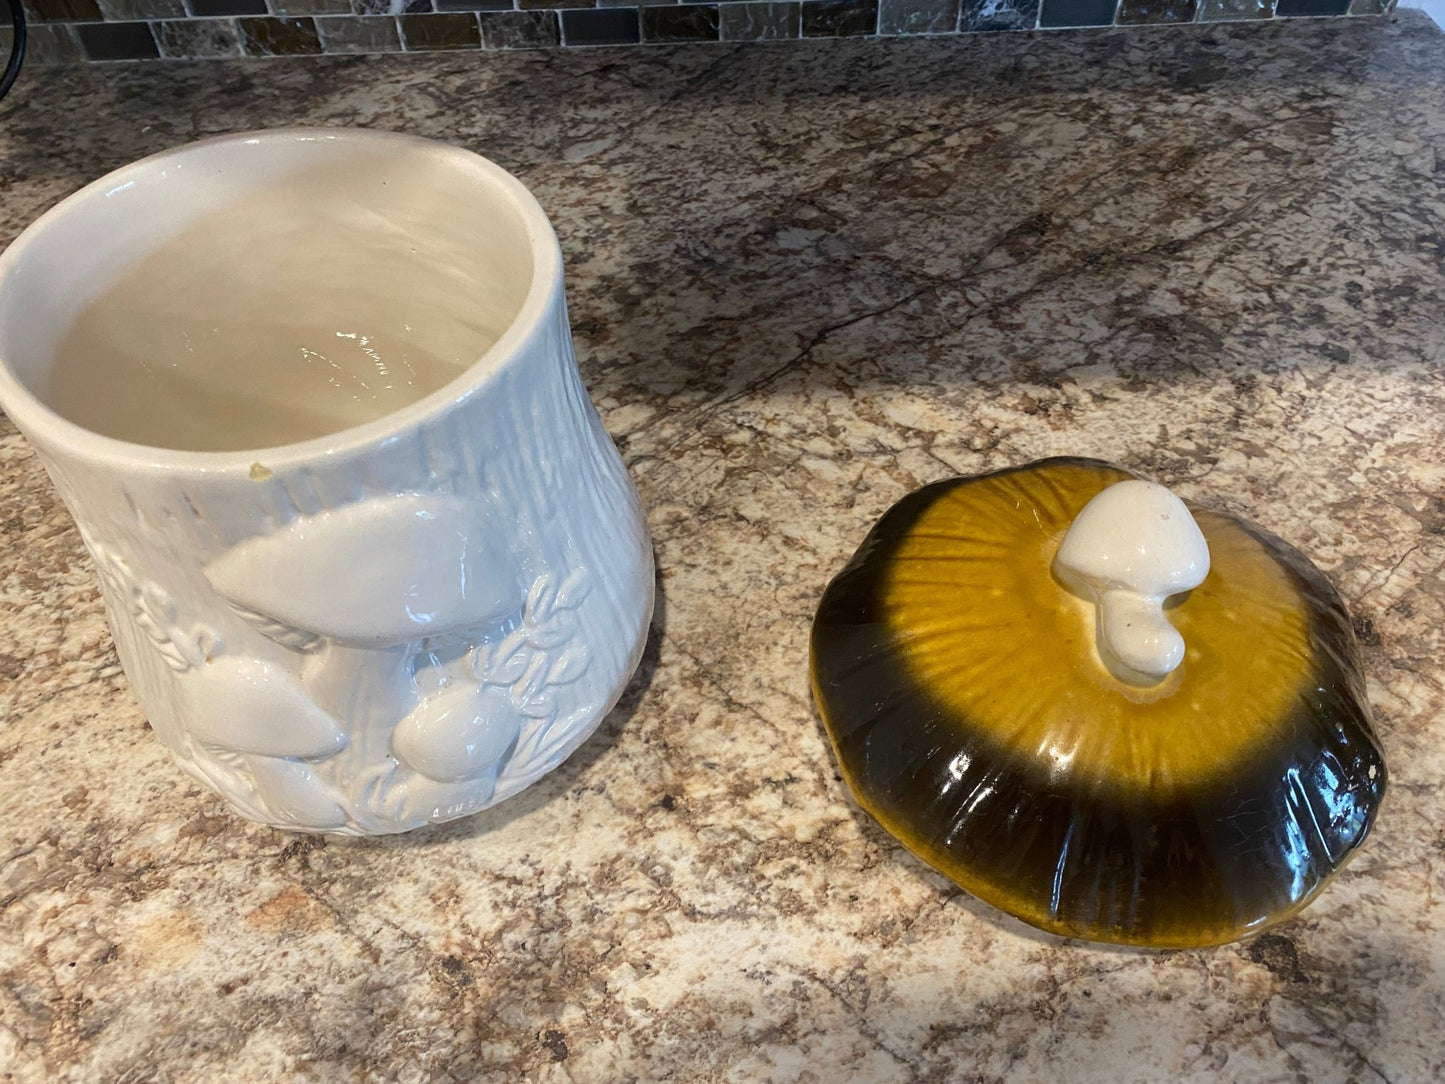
810 457 1386 948
206 495 525 648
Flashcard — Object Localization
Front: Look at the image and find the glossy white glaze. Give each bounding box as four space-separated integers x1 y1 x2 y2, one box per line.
1054 479 1210 684
0 130 654 834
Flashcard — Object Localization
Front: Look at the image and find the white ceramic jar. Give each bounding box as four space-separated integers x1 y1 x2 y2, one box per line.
0 130 654 834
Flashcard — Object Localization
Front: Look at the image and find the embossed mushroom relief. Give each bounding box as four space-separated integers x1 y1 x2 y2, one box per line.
194 493 597 833
810 457 1387 949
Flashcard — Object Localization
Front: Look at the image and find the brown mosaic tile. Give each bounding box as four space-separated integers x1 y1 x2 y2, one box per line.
879 0 958 32
23 0 102 22
801 0 878 35
76 19 158 55
315 12 403 48
1277 0 1347 13
959 0 1037 28
479 9 560 46
9 0 1387 69
399 11 481 47
560 6 637 41
1198 0 1273 16
269 0 351 14
641 3 719 40
1039 0 1115 25
17 22 85 62
351 0 427 13
237 13 323 50
98 0 184 18
720 0 799 37
154 15 243 53
188 0 266 15
1116 0 1195 19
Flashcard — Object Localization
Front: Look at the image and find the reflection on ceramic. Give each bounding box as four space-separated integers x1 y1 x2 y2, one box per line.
0 129 654 835
810 457 1386 948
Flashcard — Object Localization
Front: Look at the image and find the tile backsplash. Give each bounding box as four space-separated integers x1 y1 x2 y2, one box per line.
18 0 1398 63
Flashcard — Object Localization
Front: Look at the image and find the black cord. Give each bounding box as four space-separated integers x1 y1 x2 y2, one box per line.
1 0 26 103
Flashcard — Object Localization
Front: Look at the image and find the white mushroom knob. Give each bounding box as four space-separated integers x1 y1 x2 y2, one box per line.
1054 479 1210 684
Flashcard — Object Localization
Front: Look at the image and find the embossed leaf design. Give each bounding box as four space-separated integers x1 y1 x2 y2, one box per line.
477 629 533 685
554 569 591 610
461 566 595 758
82 538 223 673
517 691 556 720
547 645 590 687
526 619 573 651
513 654 549 702
525 576 560 625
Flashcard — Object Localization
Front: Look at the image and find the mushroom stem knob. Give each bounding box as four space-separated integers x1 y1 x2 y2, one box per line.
1054 479 1210 684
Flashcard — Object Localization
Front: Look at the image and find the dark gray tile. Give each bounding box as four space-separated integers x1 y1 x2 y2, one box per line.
720 0 799 37
316 12 402 47
187 0 265 15
480 9 559 46
1347 0 1390 12
1038 0 1115 25
351 0 427 13
269 0 350 14
153 16 242 54
1275 0 1346 13
959 0 1037 29
878 0 958 32
399 11 481 46
521 0 592 9
436 0 511 10
1116 0 1194 19
1198 0 1273 16
76 19 158 55
98 0 184 18
642 3 719 39
23 0 102 21
801 0 878 35
16 22 84 63
237 13 323 49
561 7 638 41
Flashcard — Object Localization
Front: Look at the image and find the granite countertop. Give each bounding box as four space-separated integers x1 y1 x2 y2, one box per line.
3 13 1445 1082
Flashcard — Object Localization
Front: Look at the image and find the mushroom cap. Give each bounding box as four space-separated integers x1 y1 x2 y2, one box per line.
1054 479 1209 598
391 682 524 784
206 495 526 648
182 655 347 759
810 457 1386 949
1054 479 1211 682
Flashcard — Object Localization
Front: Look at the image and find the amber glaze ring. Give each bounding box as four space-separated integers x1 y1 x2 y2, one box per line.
810 457 1386 949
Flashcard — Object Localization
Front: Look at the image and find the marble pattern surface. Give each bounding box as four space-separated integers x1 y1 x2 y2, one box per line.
2 12 1445 1081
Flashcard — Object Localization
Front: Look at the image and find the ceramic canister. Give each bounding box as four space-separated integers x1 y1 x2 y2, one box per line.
0 129 654 834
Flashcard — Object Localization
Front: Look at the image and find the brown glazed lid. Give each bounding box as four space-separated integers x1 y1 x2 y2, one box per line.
810 457 1386 948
